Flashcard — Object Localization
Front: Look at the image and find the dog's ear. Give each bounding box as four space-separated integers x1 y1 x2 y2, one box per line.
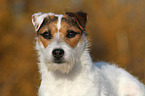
65 11 88 31
32 12 50 32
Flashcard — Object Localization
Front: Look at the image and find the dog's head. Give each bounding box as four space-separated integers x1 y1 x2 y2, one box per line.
32 12 88 74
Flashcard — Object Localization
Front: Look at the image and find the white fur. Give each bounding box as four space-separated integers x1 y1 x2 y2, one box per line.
32 12 145 96
56 15 63 38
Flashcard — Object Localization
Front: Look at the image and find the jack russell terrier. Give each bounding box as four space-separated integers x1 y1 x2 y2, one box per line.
32 11 145 96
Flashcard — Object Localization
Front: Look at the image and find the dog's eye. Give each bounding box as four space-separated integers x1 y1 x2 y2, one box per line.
66 30 80 38
40 30 52 39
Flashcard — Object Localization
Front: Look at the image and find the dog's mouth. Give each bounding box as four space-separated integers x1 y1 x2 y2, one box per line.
53 58 65 64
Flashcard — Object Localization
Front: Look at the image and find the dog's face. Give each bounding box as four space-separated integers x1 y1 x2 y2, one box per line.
32 12 88 74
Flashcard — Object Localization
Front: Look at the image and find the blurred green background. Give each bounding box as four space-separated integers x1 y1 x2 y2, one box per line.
0 0 145 96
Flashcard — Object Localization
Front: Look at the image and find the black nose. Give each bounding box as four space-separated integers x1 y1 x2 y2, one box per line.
52 49 64 59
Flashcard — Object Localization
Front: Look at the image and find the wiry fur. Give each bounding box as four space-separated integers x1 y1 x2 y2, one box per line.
32 12 145 96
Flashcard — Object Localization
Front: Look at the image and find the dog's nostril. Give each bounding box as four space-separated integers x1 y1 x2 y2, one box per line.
52 49 64 59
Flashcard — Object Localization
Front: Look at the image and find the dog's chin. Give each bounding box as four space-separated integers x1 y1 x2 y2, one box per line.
46 60 74 74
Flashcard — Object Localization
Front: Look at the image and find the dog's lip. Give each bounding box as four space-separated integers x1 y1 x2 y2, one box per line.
54 59 64 64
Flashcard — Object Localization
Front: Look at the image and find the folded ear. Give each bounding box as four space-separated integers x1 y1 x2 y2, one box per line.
32 12 47 32
32 12 55 32
65 11 88 31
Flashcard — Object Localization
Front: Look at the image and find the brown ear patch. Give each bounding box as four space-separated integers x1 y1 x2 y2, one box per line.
65 11 88 32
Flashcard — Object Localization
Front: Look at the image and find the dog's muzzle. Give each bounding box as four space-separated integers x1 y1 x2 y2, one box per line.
52 49 65 64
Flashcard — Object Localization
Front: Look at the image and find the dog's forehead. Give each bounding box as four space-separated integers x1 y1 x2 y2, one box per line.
32 12 65 32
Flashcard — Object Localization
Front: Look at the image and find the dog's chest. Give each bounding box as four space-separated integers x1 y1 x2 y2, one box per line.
39 76 99 96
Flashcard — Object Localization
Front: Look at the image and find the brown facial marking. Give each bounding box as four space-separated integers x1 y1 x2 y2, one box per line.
38 16 58 48
38 15 83 48
37 16 58 32
62 16 82 32
59 21 82 48
38 35 50 48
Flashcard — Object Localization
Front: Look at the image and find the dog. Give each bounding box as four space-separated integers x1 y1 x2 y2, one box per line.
32 11 145 96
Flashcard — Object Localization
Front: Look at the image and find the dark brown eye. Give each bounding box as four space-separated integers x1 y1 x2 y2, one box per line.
40 30 52 39
66 30 80 38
